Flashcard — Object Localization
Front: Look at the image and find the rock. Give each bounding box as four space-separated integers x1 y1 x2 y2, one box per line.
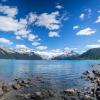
30 92 43 100
83 71 90 75
64 88 76 95
18 93 31 99
0 97 5 100
0 88 3 96
83 95 91 100
96 78 100 86
12 84 21 90
48 90 55 97
2 84 11 92
70 96 78 100
42 90 54 98
92 70 100 76
96 87 100 99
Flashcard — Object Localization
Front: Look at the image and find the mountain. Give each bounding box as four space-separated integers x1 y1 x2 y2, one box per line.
0 46 42 60
52 51 79 60
0 46 100 60
78 48 100 59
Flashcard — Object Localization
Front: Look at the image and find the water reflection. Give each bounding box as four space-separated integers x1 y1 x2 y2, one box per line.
0 60 99 88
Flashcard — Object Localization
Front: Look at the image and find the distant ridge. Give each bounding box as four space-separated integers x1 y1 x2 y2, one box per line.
78 48 100 59
52 48 100 60
0 46 42 60
0 46 100 60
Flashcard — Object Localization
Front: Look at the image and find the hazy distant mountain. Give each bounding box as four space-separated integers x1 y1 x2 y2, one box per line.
78 48 100 59
52 51 79 60
0 46 100 60
0 46 42 60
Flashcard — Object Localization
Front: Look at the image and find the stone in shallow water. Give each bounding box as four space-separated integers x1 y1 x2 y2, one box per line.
11 84 21 90
83 94 91 100
64 88 77 95
0 88 3 96
2 84 11 93
30 92 43 100
96 87 100 100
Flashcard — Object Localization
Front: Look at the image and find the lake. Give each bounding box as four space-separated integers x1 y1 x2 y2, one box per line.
0 60 99 90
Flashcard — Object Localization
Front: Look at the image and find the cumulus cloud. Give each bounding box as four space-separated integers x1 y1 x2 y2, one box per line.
28 34 38 41
35 48 78 59
0 4 68 49
56 3 63 9
35 11 60 30
36 46 48 50
48 31 59 37
28 12 37 24
35 49 63 59
95 16 100 23
86 44 100 48
79 13 85 20
0 38 13 45
64 47 77 52
32 42 40 46
76 27 96 35
0 5 40 43
0 5 18 18
0 16 18 32
98 40 100 42
79 9 92 20
16 36 21 40
73 25 79 30
15 29 30 38
15 45 32 53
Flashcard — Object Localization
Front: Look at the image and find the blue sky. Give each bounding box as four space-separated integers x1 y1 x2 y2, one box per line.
0 0 100 54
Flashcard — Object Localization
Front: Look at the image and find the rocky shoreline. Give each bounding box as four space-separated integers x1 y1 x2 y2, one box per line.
0 64 100 100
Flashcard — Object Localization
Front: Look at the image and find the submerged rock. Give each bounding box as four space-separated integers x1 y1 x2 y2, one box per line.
12 84 21 90
30 92 43 100
0 88 3 96
64 88 77 95
83 94 91 100
2 84 11 93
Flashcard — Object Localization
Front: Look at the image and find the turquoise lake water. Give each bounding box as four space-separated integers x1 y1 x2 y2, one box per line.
0 60 100 89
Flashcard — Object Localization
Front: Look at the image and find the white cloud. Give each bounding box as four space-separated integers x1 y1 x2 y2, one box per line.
0 5 39 42
35 11 60 30
0 5 18 17
24 10 67 38
73 25 79 30
86 44 100 48
15 45 32 53
48 31 59 37
64 47 77 52
35 49 63 59
76 27 96 35
85 8 92 18
0 38 13 45
15 29 30 38
79 9 92 20
32 42 40 46
56 4 63 9
16 36 21 40
79 13 85 20
98 10 100 13
0 16 18 32
36 46 48 50
95 16 100 23
28 34 38 41
35 48 78 59
98 40 100 42
28 12 37 24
